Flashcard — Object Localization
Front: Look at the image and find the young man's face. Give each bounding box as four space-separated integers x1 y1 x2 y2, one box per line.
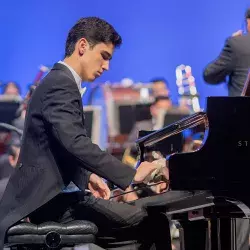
79 41 114 82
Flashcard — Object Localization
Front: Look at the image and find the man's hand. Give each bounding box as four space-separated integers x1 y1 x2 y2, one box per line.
88 174 111 200
154 182 168 193
151 159 169 193
154 167 169 193
133 161 158 183
111 186 138 202
232 30 243 37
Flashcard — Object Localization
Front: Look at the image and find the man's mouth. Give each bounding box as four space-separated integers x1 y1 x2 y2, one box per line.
96 71 103 77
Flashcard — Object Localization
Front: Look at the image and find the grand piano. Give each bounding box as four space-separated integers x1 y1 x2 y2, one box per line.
135 92 250 250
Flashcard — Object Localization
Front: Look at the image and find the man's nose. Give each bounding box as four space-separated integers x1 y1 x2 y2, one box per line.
102 61 110 71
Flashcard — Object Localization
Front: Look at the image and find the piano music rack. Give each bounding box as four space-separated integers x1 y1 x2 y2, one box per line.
136 112 208 147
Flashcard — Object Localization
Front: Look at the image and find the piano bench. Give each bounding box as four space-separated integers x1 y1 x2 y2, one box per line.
5 220 98 249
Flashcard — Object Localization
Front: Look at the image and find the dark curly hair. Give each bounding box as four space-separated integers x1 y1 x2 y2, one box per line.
245 8 250 19
150 77 169 88
65 17 122 58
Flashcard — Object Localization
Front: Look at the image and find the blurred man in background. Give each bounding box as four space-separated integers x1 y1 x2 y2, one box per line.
151 78 170 97
203 8 250 96
2 82 21 97
0 140 20 200
128 96 172 144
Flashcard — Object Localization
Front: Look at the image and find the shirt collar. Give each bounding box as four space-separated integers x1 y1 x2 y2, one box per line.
58 61 86 97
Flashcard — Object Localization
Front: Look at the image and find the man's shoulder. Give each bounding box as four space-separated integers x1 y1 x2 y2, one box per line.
227 34 250 49
43 68 75 84
38 69 77 93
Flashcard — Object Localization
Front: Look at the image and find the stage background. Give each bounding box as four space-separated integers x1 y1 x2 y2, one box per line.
1 0 249 105
1 0 249 148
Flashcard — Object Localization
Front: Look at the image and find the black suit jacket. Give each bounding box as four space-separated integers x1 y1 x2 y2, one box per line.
203 33 250 96
0 154 14 201
0 63 136 248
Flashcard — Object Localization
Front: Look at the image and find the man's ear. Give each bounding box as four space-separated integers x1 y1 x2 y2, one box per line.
77 38 89 56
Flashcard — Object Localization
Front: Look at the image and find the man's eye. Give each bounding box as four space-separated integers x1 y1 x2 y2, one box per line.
101 54 109 60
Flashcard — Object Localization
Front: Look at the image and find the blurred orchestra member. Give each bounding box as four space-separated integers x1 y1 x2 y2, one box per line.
150 96 172 119
1 81 22 102
203 8 250 97
128 96 172 143
12 112 25 131
12 83 35 131
0 142 20 200
7 144 20 168
12 107 26 131
2 82 21 97
151 77 170 97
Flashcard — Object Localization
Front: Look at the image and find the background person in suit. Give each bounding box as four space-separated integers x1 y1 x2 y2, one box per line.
151 78 170 97
128 96 172 144
0 139 20 200
203 9 250 250
203 9 250 97
0 17 170 249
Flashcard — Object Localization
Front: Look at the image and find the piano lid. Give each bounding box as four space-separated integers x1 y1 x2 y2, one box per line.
136 111 207 148
182 96 250 192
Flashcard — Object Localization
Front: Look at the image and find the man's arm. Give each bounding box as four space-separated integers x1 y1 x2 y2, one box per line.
72 166 92 190
42 79 136 190
203 38 235 84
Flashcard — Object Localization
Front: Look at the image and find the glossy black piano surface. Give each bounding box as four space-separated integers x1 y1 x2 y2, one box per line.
137 96 250 195
135 96 250 250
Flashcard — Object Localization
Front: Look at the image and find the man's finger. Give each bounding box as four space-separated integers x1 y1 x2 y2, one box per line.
160 182 167 192
104 187 111 200
97 180 111 200
92 191 101 198
143 165 159 183
98 180 108 192
101 183 111 200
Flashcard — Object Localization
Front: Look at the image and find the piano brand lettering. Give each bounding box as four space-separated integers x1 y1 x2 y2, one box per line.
238 141 248 146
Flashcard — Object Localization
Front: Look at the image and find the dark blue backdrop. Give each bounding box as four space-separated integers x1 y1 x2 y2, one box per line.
1 0 250 107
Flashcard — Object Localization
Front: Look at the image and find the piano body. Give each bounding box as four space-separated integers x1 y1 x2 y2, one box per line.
136 96 250 250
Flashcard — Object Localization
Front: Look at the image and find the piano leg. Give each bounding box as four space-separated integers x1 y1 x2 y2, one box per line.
178 220 208 250
209 218 238 250
146 206 173 250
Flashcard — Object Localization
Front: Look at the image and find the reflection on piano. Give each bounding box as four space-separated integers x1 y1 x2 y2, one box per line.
136 96 250 250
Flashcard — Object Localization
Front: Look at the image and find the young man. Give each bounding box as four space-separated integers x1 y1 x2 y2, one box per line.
0 17 170 249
